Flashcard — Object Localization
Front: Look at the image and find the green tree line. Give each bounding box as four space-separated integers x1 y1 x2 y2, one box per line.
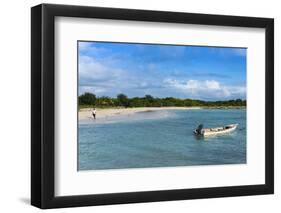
79 92 246 108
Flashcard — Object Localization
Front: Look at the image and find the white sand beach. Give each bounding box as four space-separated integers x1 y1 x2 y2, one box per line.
79 107 201 121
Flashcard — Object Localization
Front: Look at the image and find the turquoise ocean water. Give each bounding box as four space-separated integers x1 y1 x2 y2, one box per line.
78 109 246 170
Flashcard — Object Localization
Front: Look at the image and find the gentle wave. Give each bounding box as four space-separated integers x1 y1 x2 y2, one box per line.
79 109 246 170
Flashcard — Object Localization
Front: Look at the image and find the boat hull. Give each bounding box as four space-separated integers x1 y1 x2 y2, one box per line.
194 124 238 137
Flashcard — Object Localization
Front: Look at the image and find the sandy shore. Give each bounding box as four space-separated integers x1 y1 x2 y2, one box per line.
79 107 201 121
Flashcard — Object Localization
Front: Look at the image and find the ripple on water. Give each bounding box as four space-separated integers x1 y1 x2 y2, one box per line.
78 109 246 171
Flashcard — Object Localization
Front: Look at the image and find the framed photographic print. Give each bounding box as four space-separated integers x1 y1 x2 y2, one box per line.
31 3 274 209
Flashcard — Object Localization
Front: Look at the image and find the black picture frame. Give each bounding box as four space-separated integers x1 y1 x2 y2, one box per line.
31 3 274 209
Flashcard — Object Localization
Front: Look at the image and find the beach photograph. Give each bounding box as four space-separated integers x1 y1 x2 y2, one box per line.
78 41 247 171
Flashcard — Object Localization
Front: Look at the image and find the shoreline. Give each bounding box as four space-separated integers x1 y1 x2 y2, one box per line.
79 106 245 121
79 107 201 121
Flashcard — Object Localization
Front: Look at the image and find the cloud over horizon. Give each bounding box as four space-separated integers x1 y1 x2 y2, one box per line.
79 41 246 100
164 79 245 100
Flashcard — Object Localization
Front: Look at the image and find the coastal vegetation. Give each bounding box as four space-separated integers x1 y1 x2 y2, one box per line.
79 92 246 109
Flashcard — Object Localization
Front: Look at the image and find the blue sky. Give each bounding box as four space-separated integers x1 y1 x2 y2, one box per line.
78 41 246 100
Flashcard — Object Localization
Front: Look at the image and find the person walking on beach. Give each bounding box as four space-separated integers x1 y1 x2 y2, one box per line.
92 108 96 119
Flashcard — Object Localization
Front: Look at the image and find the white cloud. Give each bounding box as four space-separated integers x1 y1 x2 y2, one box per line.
79 54 246 100
79 55 154 97
78 43 246 100
186 80 199 90
79 42 92 51
79 56 126 82
205 80 220 90
79 56 127 95
164 78 246 100
79 86 107 95
79 42 109 57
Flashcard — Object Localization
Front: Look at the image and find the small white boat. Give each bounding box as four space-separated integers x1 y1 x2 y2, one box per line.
194 124 238 137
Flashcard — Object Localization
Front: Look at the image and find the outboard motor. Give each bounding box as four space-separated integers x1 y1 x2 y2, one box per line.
195 124 204 135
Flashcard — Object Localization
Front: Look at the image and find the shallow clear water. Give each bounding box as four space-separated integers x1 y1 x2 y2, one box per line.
78 109 246 171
